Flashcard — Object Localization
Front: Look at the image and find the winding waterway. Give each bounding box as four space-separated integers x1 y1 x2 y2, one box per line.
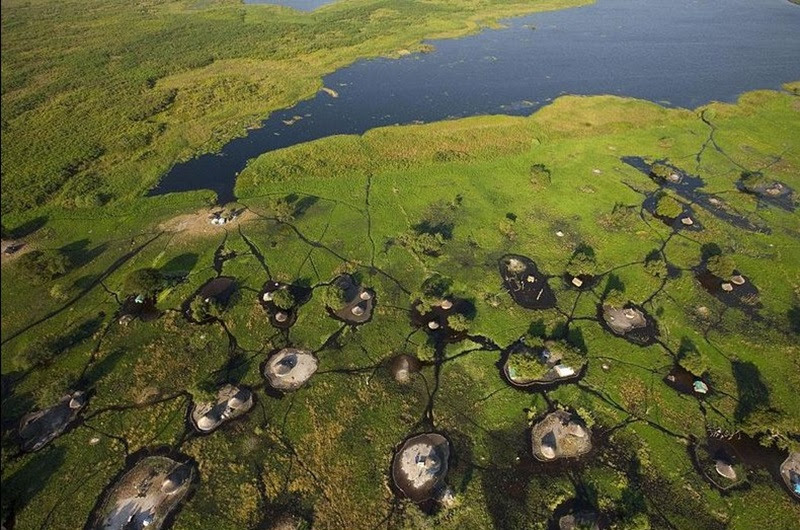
150 0 800 203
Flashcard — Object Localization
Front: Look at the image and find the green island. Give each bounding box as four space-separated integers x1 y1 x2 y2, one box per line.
2 0 800 529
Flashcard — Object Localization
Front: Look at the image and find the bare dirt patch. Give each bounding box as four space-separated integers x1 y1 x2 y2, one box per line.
158 208 256 241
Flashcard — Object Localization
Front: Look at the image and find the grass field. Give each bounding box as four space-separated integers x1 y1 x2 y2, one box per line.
0 0 590 217
2 85 798 529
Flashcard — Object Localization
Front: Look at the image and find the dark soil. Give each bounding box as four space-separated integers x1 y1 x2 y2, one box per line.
597 303 658 346
327 274 375 325
498 340 587 391
258 281 312 329
642 194 703 232
737 177 796 212
695 267 761 316
410 297 473 344
499 254 556 310
562 273 599 291
663 364 710 397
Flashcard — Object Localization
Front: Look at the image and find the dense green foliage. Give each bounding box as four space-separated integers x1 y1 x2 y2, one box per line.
654 191 684 219
706 254 737 279
0 0 588 215
2 87 799 529
123 268 164 297
16 249 73 283
271 287 296 310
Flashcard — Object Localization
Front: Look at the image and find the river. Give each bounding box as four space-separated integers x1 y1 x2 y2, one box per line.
150 0 800 203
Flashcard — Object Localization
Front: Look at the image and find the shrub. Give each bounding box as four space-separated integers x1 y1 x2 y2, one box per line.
740 171 769 190
566 244 597 277
414 200 457 239
189 295 222 322
644 250 668 278
321 283 348 309
654 192 683 219
447 313 470 332
124 268 164 297
604 287 627 308
396 231 444 257
650 163 673 181
706 254 736 279
271 288 296 310
17 249 73 283
530 164 552 189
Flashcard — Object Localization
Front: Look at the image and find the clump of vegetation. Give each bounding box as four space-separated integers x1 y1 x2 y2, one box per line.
678 340 709 377
267 197 296 222
413 273 453 313
604 286 627 308
498 213 517 241
395 231 445 257
271 288 296 310
706 254 737 279
320 283 350 309
446 313 470 333
529 163 552 189
650 162 673 181
654 192 684 219
644 250 668 278
17 249 73 283
599 202 639 231
189 295 223 322
740 170 770 190
566 244 598 278
124 268 164 297
413 199 459 239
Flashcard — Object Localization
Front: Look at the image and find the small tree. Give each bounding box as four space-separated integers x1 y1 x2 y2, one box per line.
706 254 736 279
321 283 349 309
124 268 164 297
566 244 597 277
189 295 222 322
447 313 470 333
644 250 668 278
650 163 673 181
604 287 627 308
271 288 296 310
654 193 684 219
17 249 73 283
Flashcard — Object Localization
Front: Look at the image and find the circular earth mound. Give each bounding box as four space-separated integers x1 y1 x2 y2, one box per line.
88 454 195 530
391 432 451 503
499 254 556 310
190 384 254 434
599 303 658 345
410 297 473 344
18 390 88 452
390 354 422 384
259 281 312 329
664 365 710 397
327 274 375 325
531 410 592 462
501 339 585 390
695 268 761 313
263 348 318 392
780 452 800 499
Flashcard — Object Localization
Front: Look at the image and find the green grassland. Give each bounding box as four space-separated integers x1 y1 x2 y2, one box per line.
0 0 590 216
2 86 799 529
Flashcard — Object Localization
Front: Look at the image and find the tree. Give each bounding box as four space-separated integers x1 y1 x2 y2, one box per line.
124 268 164 296
654 192 683 219
644 250 667 278
447 313 470 333
320 283 348 309
706 254 736 279
566 244 597 277
414 200 457 239
650 163 673 181
271 288 296 310
17 249 73 283
604 287 627 308
189 295 222 322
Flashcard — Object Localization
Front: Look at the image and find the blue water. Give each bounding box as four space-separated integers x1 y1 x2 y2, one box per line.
151 0 800 202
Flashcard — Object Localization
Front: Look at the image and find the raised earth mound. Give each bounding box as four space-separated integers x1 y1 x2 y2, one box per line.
499 254 556 310
190 384 254 434
531 410 592 462
18 390 88 452
390 354 422 384
780 452 800 499
327 274 375 325
263 348 319 392
600 303 658 345
88 454 195 530
391 432 451 503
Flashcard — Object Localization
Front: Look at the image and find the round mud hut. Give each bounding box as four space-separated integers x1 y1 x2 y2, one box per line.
263 348 318 392
780 452 800 498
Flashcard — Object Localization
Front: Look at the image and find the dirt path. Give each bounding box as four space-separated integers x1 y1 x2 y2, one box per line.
158 207 257 241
